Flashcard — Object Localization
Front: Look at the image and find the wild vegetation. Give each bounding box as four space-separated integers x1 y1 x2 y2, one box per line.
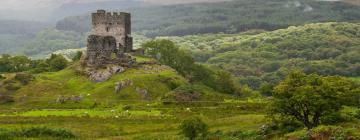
0 38 359 139
0 0 360 139
162 22 360 89
56 0 360 37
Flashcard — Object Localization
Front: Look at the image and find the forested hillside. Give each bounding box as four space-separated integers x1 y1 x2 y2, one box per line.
56 0 360 37
2 0 360 57
160 22 360 88
0 20 50 54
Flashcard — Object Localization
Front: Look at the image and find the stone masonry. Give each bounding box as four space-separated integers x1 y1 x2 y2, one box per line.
85 10 134 67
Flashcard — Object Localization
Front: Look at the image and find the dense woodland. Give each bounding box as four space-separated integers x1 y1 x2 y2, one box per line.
162 22 360 88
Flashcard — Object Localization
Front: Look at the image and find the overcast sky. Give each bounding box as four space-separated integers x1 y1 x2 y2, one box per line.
0 0 228 10
0 0 110 10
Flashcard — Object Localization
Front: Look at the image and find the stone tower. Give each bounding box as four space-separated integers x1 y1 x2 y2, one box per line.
85 10 134 67
91 9 133 53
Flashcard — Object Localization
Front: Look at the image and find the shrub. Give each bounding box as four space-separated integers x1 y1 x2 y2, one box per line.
0 94 14 104
311 125 348 140
320 112 345 125
4 84 21 91
72 51 83 61
0 128 14 140
18 126 75 138
47 54 68 71
14 73 34 85
179 117 208 140
0 127 75 139
163 85 202 103
355 109 360 119
270 118 303 134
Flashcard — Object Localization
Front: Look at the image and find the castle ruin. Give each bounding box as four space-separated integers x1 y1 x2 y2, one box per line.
85 10 134 67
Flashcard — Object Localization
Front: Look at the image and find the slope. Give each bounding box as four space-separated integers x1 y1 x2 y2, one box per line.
1 58 229 109
160 22 360 88
56 0 360 37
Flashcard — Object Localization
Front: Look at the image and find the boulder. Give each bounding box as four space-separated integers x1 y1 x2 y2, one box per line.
89 65 125 82
115 79 133 93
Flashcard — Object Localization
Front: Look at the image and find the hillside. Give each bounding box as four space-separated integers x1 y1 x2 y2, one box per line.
0 58 231 110
343 0 360 6
160 22 360 88
3 0 360 57
56 0 360 37
0 20 50 54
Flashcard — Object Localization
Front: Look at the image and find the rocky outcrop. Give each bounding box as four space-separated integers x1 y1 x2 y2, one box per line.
115 79 133 93
88 65 125 82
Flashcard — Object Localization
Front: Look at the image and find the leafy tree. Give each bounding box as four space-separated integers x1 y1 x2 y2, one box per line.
72 51 83 61
268 71 359 129
47 54 68 71
179 117 208 140
259 83 274 96
142 40 240 94
215 70 239 94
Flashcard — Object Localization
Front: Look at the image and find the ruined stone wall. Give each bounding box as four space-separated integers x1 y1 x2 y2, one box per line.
86 35 117 66
91 10 132 53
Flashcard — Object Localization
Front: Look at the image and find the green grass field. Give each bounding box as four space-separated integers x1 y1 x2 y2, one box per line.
1 58 359 139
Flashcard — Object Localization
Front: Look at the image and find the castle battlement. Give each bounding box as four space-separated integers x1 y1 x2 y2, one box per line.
92 10 130 24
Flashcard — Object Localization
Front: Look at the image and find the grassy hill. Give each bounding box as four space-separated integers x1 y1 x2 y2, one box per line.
159 22 360 88
1 57 233 110
0 58 268 139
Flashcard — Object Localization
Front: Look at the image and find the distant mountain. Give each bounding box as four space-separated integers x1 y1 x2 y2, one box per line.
0 20 50 35
56 0 360 37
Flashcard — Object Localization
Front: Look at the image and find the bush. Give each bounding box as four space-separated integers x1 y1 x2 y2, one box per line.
0 127 75 139
162 85 202 103
18 127 75 138
179 117 208 140
0 94 14 104
207 130 264 140
14 73 34 85
47 54 68 71
4 84 21 91
355 109 360 119
320 112 345 125
311 125 360 140
72 51 83 61
270 118 303 134
0 75 4 80
0 128 13 140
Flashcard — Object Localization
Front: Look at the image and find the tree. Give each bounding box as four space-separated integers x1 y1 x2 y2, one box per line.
179 117 208 140
72 51 83 61
269 71 358 129
47 54 68 71
142 40 240 95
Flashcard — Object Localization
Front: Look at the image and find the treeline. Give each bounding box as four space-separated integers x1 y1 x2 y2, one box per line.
162 22 360 89
0 54 69 74
142 40 239 95
56 0 360 37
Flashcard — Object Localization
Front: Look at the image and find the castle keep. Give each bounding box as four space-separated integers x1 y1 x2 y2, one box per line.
85 10 134 67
